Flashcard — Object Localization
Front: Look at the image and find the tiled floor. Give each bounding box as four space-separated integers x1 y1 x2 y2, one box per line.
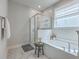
8 47 50 59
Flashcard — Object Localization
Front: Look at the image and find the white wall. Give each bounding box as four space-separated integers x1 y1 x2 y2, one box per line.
0 0 8 59
43 0 79 59
8 1 31 48
0 0 8 17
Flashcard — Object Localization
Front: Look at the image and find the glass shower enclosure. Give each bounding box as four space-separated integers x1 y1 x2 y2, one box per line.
29 13 52 43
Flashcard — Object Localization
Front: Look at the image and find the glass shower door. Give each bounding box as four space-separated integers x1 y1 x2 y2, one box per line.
30 17 35 43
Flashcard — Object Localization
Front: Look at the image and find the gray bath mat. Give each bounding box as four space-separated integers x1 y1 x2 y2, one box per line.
22 44 34 52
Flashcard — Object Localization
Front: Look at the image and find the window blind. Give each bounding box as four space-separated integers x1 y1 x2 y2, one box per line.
54 2 79 27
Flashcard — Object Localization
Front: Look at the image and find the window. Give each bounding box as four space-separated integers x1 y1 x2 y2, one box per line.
54 3 79 27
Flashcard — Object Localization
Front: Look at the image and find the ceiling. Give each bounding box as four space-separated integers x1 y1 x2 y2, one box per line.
10 0 60 11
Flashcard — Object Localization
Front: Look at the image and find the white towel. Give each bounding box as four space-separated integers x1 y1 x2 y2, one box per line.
5 17 11 39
